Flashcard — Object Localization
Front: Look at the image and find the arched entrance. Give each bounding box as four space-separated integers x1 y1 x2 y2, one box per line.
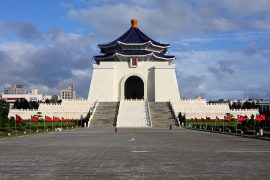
124 76 144 99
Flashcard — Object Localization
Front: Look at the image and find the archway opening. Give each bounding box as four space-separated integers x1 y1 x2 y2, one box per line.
124 76 144 99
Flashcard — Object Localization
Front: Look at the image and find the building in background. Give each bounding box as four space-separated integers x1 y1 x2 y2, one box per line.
60 84 75 100
208 98 270 112
4 84 27 94
0 85 57 108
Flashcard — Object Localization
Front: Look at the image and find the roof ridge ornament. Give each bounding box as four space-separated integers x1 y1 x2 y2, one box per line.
131 19 138 28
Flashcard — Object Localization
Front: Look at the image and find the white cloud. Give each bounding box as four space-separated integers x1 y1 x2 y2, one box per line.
67 0 270 42
71 69 89 77
1 0 270 99
174 49 270 99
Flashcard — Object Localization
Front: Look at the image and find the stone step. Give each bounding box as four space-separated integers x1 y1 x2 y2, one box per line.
149 102 177 128
90 102 119 127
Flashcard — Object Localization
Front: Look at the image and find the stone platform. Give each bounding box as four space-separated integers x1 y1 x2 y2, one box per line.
0 128 270 179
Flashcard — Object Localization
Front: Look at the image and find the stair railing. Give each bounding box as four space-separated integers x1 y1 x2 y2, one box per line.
145 99 152 127
169 100 180 127
114 101 121 127
88 100 99 127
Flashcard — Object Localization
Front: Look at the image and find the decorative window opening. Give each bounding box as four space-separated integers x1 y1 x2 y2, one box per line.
130 58 138 68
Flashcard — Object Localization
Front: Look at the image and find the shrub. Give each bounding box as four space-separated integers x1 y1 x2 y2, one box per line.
18 127 26 131
31 126 37 131
3 127 11 133
241 126 249 132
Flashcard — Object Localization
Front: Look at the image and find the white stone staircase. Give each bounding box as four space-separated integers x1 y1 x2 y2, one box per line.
90 102 119 127
117 100 150 127
149 102 177 127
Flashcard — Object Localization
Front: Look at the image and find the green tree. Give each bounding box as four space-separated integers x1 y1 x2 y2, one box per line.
45 99 51 104
248 114 255 128
0 100 10 128
13 98 30 109
29 101 39 109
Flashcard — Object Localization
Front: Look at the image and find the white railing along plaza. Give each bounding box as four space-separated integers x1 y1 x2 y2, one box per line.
88 100 99 127
145 99 152 127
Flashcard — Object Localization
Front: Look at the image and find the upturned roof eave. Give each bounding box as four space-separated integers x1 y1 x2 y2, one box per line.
98 41 170 49
93 52 175 61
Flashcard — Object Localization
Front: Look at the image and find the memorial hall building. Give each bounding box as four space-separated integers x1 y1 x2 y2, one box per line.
9 19 258 127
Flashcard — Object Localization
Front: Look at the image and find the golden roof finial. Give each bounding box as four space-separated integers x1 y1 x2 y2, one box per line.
131 19 138 28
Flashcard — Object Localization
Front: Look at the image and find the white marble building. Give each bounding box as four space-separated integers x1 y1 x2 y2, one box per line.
8 19 259 125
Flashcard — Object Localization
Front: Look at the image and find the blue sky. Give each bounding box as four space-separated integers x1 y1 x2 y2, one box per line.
0 0 270 100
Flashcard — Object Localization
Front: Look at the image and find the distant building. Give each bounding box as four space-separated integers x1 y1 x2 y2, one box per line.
60 84 75 100
255 99 270 111
31 88 39 95
1 85 55 108
208 98 270 112
51 95 59 103
4 84 27 94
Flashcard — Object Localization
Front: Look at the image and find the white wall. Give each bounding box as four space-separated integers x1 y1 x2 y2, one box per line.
154 65 180 101
88 61 180 102
9 99 93 119
171 99 259 119
88 64 114 101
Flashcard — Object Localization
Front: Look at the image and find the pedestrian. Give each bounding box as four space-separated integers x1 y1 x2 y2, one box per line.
170 124 172 130
115 127 118 133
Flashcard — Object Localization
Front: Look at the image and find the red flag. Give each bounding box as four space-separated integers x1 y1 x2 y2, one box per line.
53 117 60 122
256 114 266 121
31 116 39 122
224 115 231 121
16 115 24 123
216 116 220 122
237 115 247 121
45 116 53 122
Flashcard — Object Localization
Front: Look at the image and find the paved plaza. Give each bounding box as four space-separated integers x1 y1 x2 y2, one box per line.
0 128 270 179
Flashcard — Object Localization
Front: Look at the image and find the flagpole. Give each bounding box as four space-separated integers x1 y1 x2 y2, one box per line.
14 116 17 136
236 119 237 135
223 118 224 132
206 118 208 130
254 116 256 135
30 118 32 135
